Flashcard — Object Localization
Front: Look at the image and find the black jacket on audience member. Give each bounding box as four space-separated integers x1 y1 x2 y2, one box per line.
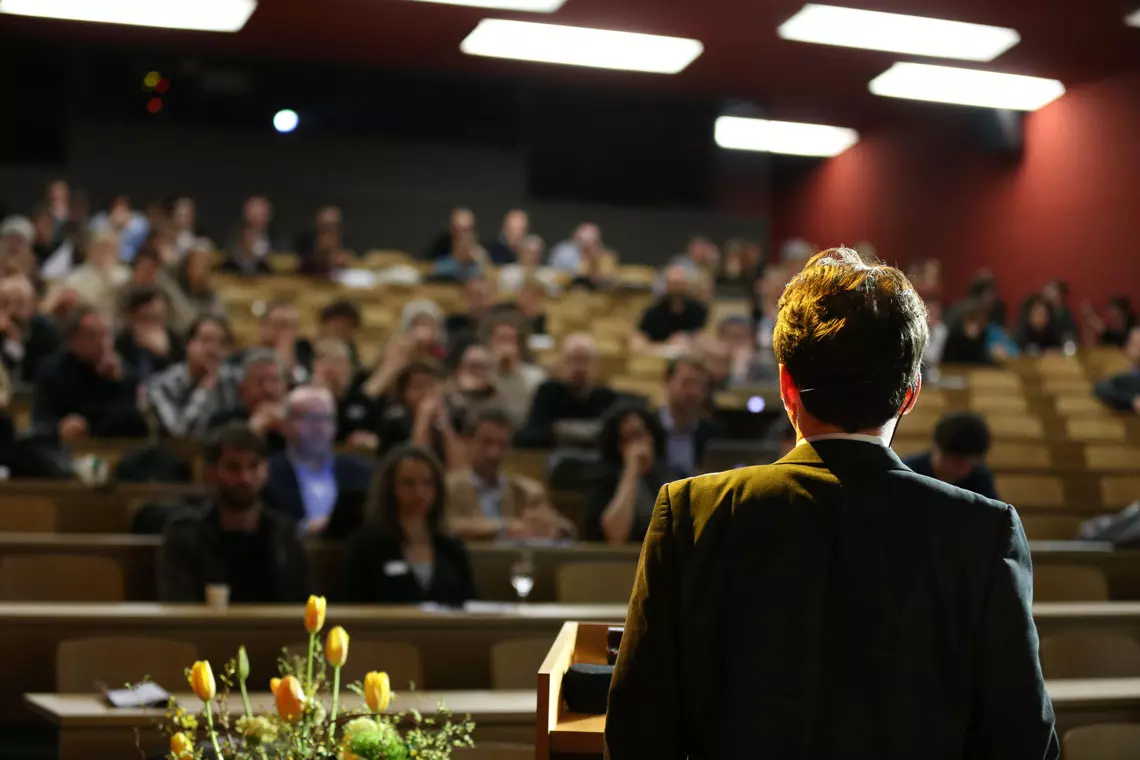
156 506 311 603
343 526 476 606
114 328 185 381
1094 371 1140 411
605 439 1057 759
335 378 385 442
515 381 619 448
639 298 709 343
903 452 999 500
206 406 287 453
1 314 61 386
32 350 149 439
261 452 375 524
940 325 992 366
584 462 673 545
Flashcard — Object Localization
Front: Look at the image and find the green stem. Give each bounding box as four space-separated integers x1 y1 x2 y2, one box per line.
239 678 253 719
204 701 224 760
306 633 316 695
329 666 341 742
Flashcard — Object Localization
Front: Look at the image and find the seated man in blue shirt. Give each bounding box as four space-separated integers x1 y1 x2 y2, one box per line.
262 385 374 537
904 411 999 500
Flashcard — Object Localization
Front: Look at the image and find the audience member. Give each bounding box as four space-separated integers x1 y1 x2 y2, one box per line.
716 315 774 386
1094 326 1140 413
122 241 197 332
1042 279 1078 343
148 315 235 439
175 240 226 319
549 222 603 274
923 300 949 376
226 195 276 264
586 403 671 544
513 276 549 336
1082 295 1136 347
670 236 720 280
32 305 148 441
1019 294 1065 354
432 228 485 283
48 229 130 318
0 215 38 279
318 299 363 369
170 197 198 260
485 209 528 265
445 342 510 432
659 355 717 477
517 333 617 448
157 423 310 603
208 349 288 452
296 206 345 262
446 408 575 541
636 265 708 346
426 207 476 261
345 445 476 605
965 270 1007 327
88 195 149 262
444 275 495 343
398 299 447 362
222 227 274 276
115 286 185 381
942 299 1016 365
717 238 763 296
483 311 546 426
904 412 998 500
30 203 75 279
262 386 374 536
228 301 312 385
311 338 382 448
497 235 557 295
377 360 464 468
0 274 61 385
44 179 71 229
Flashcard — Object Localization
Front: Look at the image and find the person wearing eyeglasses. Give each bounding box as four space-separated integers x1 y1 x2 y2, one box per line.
262 385 374 537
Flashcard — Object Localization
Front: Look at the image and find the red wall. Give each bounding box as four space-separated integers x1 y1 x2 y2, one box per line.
773 68 1140 310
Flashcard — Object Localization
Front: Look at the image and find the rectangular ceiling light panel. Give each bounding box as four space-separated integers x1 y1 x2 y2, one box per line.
460 19 704 74
715 116 859 157
869 63 1065 111
778 3 1020 62
0 0 257 31
408 0 566 10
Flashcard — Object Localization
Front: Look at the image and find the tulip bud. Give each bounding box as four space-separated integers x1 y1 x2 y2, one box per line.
237 646 250 682
170 731 193 758
363 671 391 713
270 674 306 721
325 626 349 668
189 661 216 702
304 595 327 634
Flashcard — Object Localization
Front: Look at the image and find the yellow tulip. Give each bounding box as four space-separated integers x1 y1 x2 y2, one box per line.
189 660 216 702
170 731 194 758
305 595 327 634
363 671 391 713
325 626 349 668
271 674 306 721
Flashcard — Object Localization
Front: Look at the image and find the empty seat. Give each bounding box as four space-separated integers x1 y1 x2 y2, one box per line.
1040 631 1140 679
995 475 1065 509
1021 516 1083 541
988 443 1050 470
0 496 57 533
1086 446 1140 471
0 554 123 602
1055 396 1106 416
557 561 637 604
1063 723 1140 760
1034 565 1109 602
1067 418 1126 442
967 371 1022 391
1101 476 1140 510
491 637 555 690
57 637 199 692
290 639 423 689
971 395 1028 414
986 416 1045 439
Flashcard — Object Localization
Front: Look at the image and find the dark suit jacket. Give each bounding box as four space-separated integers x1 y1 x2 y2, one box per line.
606 439 1058 760
261 452 375 524
344 527 476 606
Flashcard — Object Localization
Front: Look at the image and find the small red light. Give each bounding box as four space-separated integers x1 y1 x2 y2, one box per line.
147 97 163 114
156 78 170 94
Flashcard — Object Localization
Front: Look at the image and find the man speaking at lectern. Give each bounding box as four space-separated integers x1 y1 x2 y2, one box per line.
605 248 1057 760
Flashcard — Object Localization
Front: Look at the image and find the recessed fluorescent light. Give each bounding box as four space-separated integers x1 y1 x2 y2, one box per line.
715 116 859 157
778 4 1019 61
0 0 256 31
869 63 1065 111
408 0 565 10
460 19 703 74
1127 9 1140 27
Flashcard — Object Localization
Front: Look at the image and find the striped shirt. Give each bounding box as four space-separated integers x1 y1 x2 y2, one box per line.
146 362 240 439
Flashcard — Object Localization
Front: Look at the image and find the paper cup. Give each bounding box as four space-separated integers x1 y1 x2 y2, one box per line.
205 584 230 610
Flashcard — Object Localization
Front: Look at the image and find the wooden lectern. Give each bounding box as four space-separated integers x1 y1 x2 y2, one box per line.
535 621 617 759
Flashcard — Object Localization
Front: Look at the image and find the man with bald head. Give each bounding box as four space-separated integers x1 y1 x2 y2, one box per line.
516 332 618 448
0 274 61 384
636 264 709 346
262 384 374 536
549 222 602 273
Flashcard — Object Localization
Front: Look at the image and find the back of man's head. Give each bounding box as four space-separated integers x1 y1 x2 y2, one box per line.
774 247 928 432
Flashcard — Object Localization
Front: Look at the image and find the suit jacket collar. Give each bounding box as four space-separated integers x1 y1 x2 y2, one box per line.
778 438 910 475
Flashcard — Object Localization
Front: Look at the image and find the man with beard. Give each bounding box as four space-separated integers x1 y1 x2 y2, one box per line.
156 423 310 603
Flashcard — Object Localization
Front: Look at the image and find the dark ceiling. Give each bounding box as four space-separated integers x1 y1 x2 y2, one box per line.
4 0 1140 129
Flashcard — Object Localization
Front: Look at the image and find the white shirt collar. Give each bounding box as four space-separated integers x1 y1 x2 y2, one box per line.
798 432 887 447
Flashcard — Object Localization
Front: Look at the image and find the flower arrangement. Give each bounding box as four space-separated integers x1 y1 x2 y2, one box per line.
163 596 475 759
